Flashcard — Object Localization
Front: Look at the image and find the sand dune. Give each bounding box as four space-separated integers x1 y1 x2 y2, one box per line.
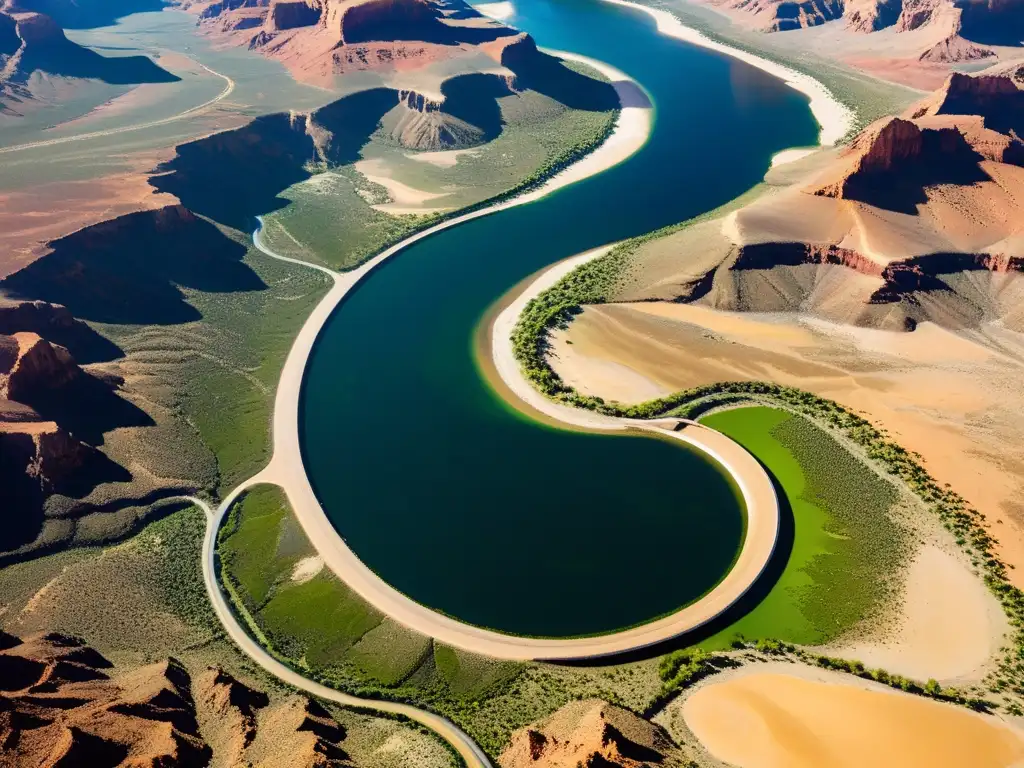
683 667 1024 768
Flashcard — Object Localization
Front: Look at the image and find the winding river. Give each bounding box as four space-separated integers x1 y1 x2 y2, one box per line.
300 0 819 638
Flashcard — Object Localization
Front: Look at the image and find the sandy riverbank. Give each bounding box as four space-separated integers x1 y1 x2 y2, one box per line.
243 230 780 659
681 664 1024 768
232 51 753 661
479 248 781 656
546 300 1024 588
602 0 854 145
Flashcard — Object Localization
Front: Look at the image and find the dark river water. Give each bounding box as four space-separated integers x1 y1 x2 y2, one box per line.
300 0 818 636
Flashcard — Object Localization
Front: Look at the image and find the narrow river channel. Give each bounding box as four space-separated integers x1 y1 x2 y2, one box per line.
300 0 819 637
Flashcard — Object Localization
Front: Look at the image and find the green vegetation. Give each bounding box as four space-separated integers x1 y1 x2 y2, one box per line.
0 505 218 660
653 649 729 709
510 193 763 406
262 87 616 271
215 483 671 758
219 485 307 605
218 485 392 668
92 237 332 498
0 504 460 766
515 230 1024 709
698 406 903 647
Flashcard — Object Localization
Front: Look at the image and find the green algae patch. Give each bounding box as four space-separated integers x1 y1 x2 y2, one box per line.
699 406 904 648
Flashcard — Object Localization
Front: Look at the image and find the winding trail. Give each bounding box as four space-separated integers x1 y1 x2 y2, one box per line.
181 494 493 768
0 60 234 155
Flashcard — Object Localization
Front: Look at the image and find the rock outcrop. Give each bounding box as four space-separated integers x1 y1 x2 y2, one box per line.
0 330 115 504
665 73 1024 333
0 632 374 767
701 0 1018 74
187 0 528 87
809 76 1023 206
196 665 270 762
705 0 845 30
3 332 79 402
500 699 685 768
0 301 144 553
249 696 355 767
809 116 974 202
845 0 904 30
907 71 1024 120
0 3 177 115
0 633 212 766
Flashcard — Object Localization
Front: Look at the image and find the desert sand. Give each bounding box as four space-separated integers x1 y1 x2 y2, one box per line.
354 157 453 214
404 147 480 168
769 147 818 167
683 666 1024 768
549 301 1024 586
0 167 179 279
835 544 1007 682
290 555 325 584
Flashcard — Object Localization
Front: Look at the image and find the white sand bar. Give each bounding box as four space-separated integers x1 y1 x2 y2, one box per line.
770 147 818 168
602 0 854 146
473 1 515 20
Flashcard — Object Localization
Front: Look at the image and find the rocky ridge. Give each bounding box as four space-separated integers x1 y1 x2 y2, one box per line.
499 699 686 768
809 73 1023 201
644 73 1024 332
0 0 177 115
701 0 1023 65
0 632 212 766
0 632 363 768
0 311 130 551
185 0 532 87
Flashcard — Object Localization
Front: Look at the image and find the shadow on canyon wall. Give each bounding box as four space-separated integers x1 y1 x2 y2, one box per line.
0 301 123 364
0 205 267 554
0 431 133 551
0 44 620 554
150 54 619 229
1 207 264 325
343 0 520 45
503 46 623 112
12 0 167 29
5 11 179 86
844 138 990 215
0 13 19 55
19 39 180 85
957 0 1024 47
18 370 154 447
